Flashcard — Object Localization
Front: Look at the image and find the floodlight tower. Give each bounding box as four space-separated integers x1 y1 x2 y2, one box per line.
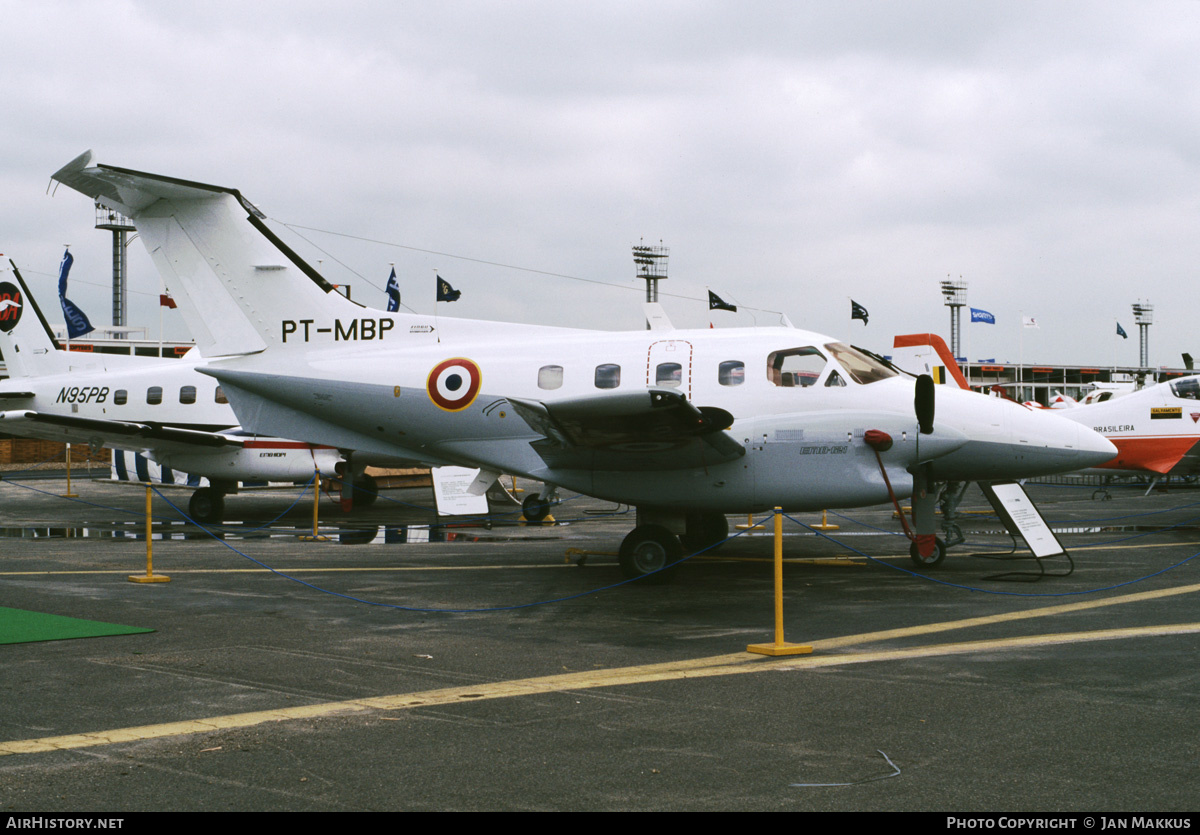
940 277 968 359
632 240 669 303
1132 301 1154 369
95 201 136 332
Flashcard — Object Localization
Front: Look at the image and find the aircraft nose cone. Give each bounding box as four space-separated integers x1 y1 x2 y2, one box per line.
1011 406 1117 474
1072 421 1119 468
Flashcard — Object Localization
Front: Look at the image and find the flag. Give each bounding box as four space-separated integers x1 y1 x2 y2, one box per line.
708 290 736 312
850 299 869 325
970 307 995 325
386 267 400 312
1022 316 1039 329
1116 322 1128 339
160 293 177 309
57 249 94 339
436 275 461 302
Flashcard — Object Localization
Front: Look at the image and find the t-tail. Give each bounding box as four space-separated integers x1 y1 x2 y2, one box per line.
0 260 72 378
51 151 393 359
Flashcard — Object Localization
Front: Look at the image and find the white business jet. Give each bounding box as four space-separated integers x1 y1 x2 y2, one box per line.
0 261 346 521
50 152 1116 574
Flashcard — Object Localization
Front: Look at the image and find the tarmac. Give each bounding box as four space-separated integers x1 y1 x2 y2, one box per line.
0 473 1198 812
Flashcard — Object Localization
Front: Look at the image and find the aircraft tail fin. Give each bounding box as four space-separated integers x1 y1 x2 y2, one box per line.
891 333 971 391
51 151 379 358
0 260 72 379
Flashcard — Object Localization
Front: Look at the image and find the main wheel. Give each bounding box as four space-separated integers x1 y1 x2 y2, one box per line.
351 473 379 509
681 512 730 553
522 494 551 522
619 524 683 580
909 536 947 568
188 487 225 524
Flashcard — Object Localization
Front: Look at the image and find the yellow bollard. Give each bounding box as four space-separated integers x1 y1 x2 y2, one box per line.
747 508 811 656
61 443 78 498
811 509 840 531
735 512 763 531
129 484 170 583
299 471 330 541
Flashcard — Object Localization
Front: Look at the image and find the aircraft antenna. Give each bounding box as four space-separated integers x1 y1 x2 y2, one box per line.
95 201 136 336
632 240 669 303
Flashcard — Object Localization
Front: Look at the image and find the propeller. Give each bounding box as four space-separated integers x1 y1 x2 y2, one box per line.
912 373 939 559
915 373 935 435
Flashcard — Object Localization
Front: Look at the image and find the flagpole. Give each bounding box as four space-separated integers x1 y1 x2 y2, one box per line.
1018 309 1024 402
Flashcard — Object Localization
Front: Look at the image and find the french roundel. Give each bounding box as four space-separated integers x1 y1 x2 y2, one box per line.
426 358 482 412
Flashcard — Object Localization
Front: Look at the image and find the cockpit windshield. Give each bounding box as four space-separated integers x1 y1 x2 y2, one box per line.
824 342 899 385
1170 378 1200 400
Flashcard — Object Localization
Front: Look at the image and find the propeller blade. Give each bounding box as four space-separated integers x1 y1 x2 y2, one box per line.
915 374 935 435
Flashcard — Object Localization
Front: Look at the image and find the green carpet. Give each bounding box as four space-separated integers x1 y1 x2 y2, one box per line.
0 606 153 645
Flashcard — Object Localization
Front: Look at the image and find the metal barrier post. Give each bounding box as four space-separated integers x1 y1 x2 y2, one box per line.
129 484 170 583
747 508 811 656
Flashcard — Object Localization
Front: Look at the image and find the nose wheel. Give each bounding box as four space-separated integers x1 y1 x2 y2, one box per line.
909 537 946 568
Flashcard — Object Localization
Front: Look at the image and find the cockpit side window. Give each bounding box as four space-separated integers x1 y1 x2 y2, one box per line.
766 347 827 387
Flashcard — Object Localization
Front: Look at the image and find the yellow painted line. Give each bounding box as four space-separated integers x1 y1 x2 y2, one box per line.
0 564 573 577
4 622 1198 758
813 580 1200 650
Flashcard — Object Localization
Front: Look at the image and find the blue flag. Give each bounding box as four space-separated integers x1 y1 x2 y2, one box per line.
436 275 461 303
57 249 94 339
386 267 400 312
970 307 995 325
1116 322 1128 339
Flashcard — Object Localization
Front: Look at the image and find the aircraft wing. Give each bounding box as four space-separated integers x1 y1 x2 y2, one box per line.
506 388 744 471
0 410 242 456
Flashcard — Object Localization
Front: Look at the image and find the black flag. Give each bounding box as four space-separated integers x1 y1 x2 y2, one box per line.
851 299 869 325
708 290 737 312
436 275 461 302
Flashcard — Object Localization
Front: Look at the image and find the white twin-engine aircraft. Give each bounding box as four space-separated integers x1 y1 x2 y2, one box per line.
50 151 1117 576
0 262 348 521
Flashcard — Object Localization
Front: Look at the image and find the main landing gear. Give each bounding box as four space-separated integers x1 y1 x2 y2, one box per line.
188 485 226 524
617 510 730 580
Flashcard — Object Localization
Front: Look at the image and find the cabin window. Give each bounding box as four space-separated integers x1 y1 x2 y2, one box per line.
718 360 745 387
114 389 128 405
655 362 682 388
1171 378 1200 400
766 347 827 388
538 365 564 390
215 386 229 404
594 363 621 389
147 386 163 405
179 385 197 404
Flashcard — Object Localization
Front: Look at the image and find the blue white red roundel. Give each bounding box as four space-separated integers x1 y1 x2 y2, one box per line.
426 358 482 411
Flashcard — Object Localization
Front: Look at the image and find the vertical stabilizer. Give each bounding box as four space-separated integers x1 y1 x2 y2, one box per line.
51 152 385 358
0 261 71 379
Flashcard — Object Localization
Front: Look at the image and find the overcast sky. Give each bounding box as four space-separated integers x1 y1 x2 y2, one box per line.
3 0 1199 367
